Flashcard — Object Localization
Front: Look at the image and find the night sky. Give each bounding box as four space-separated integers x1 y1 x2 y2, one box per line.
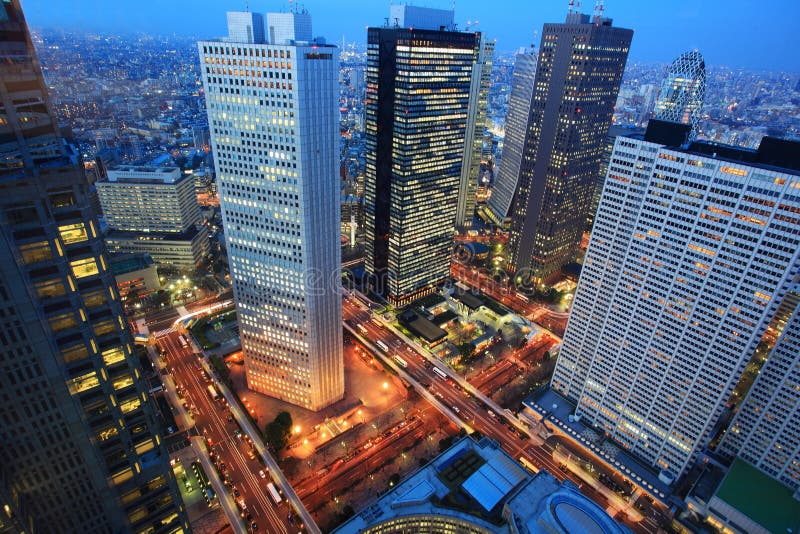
20 0 800 70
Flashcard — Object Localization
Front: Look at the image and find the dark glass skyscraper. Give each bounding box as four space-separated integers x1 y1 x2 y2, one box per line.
364 8 485 307
0 1 187 531
507 12 632 285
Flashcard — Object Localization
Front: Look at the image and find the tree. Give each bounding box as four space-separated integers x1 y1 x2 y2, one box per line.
264 411 293 453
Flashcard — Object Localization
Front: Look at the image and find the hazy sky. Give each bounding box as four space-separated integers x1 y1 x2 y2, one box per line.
21 0 800 71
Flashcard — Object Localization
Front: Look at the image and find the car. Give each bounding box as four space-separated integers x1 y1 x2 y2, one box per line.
234 429 243 439
251 522 258 531
259 469 266 479
227 415 234 423
245 512 253 522
452 405 460 414
233 489 240 497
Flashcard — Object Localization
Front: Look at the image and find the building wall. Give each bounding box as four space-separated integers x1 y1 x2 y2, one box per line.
364 27 480 307
199 34 344 410
719 285 800 490
485 48 537 226
97 170 200 233
552 135 800 477
507 14 632 284
0 1 187 531
456 37 494 229
105 229 208 269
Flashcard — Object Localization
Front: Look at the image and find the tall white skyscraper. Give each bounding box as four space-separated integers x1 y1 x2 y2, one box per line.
718 282 800 490
266 11 312 44
551 121 800 479
199 11 344 411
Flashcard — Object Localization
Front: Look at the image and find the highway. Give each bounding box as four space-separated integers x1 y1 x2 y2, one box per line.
157 330 299 534
342 293 669 534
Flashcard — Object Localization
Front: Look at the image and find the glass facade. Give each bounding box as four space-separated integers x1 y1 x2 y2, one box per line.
0 2 187 532
365 27 482 307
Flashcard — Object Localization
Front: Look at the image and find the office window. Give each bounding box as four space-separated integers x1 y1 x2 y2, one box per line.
70 257 99 279
19 240 52 264
59 223 88 244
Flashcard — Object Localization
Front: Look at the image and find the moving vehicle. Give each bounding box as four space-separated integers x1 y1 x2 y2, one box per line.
266 482 282 504
432 367 447 380
376 340 389 353
392 355 408 368
178 334 189 348
207 384 220 400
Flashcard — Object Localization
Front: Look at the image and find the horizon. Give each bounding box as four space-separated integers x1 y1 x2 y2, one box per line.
20 0 800 71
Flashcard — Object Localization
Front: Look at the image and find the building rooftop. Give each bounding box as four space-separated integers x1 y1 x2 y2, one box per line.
639 119 800 176
108 253 155 276
454 287 485 311
105 226 200 242
398 310 448 343
714 459 800 534
104 165 185 184
336 436 629 534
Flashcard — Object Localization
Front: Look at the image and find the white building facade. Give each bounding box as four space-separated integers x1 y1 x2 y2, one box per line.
719 283 800 490
198 12 344 411
552 125 800 478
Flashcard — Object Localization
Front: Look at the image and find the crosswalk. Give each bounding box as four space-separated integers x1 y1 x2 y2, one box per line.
155 326 177 337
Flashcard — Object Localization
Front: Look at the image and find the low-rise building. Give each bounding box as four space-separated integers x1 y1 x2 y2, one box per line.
335 436 629 534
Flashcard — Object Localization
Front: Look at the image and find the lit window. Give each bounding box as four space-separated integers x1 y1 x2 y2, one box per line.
67 371 100 394
70 257 99 279
62 343 89 364
18 241 52 264
102 347 126 366
49 312 77 332
112 374 134 391
58 222 88 244
35 278 66 299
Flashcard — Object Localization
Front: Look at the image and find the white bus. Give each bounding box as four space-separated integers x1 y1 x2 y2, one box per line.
357 324 368 335
178 334 189 348
376 340 389 353
393 355 408 368
432 367 447 380
207 384 220 401
266 482 282 504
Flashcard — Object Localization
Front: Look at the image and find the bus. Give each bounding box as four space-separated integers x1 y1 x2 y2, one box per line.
376 340 389 353
266 482 282 505
357 324 368 335
207 384 220 401
393 355 408 368
432 367 447 380
178 334 189 348
133 333 149 345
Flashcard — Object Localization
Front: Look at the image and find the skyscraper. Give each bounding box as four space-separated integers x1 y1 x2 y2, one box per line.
506 12 632 285
718 282 800 490
551 120 800 479
653 50 706 135
0 1 188 531
455 37 494 230
199 11 344 411
484 46 537 226
364 6 485 306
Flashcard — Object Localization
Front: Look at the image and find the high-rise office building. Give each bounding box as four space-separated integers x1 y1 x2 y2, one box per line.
506 12 632 284
455 37 494 230
718 282 800 491
364 6 485 307
586 125 644 229
225 11 265 44
653 50 706 135
199 11 344 411
551 120 800 479
0 1 188 531
484 46 537 226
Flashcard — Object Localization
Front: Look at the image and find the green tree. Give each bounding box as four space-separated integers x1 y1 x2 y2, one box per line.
263 411 293 453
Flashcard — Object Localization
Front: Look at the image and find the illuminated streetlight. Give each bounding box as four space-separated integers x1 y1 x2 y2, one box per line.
294 425 301 434
382 382 389 390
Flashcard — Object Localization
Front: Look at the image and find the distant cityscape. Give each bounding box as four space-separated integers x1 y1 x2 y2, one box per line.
1 1 799 533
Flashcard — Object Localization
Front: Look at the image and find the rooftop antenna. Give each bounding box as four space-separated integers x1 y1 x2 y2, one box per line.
245 0 248 12
568 0 574 14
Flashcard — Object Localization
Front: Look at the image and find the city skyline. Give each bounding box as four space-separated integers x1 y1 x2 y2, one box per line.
3 0 799 532
20 0 800 71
